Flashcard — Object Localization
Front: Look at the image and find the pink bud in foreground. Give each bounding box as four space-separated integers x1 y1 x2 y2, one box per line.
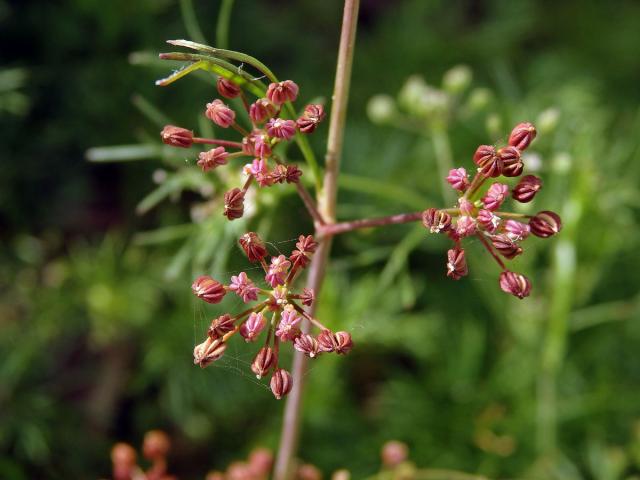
381 440 409 467
197 147 228 172
482 183 509 211
205 99 236 128
266 80 299 105
504 220 530 241
240 312 266 342
446 247 468 280
455 215 476 238
474 145 502 177
529 210 562 238
512 175 543 203
499 271 532 299
297 104 325 134
270 368 293 399
317 329 336 353
161 125 194 148
477 209 501 233
508 122 537 151
491 234 523 259
294 333 320 358
266 118 297 140
192 275 226 304
446 167 469 191
249 98 277 124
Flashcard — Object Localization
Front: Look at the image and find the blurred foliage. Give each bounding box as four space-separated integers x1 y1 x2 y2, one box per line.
1 0 640 479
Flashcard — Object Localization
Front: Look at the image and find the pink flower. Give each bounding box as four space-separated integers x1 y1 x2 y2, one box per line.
265 255 290 287
266 118 297 140
249 98 277 124
446 247 468 280
508 122 537 151
499 271 532 299
240 312 266 342
191 276 226 304
293 334 320 357
266 80 299 105
504 220 530 241
161 125 193 148
217 77 241 99
482 183 509 211
275 308 301 341
477 209 501 233
229 272 260 303
296 104 325 134
455 215 476 238
205 99 236 128
446 167 469 191
458 197 474 216
197 147 228 172
253 133 272 158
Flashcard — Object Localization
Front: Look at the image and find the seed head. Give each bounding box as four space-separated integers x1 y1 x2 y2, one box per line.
482 183 509 211
197 147 228 172
240 312 266 342
422 208 452 233
192 275 226 304
499 271 532 299
216 77 241 99
266 118 297 140
446 167 469 192
266 80 299 105
229 272 260 303
529 210 562 238
498 146 523 177
205 99 236 128
208 313 235 339
512 175 543 203
508 122 537 151
251 346 276 378
239 232 268 263
270 368 293 399
223 188 245 220
446 247 468 280
473 145 502 178
161 125 194 148
294 333 320 358
491 234 523 259
297 104 325 133
193 337 227 367
249 98 277 124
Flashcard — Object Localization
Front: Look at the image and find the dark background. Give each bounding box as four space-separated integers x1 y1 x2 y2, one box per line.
1 1 640 479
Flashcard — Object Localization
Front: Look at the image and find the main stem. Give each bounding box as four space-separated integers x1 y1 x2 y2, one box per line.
273 1 360 479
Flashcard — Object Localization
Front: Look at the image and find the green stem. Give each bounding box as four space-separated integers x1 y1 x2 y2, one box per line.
216 0 235 49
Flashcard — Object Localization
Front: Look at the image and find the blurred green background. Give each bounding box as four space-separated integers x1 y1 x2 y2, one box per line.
1 0 640 479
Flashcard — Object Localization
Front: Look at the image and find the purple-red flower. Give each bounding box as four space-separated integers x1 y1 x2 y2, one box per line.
508 122 537 151
446 247 468 280
205 99 236 128
512 175 543 203
266 80 299 105
229 272 260 303
482 183 509 211
223 188 245 220
266 118 297 140
294 334 320 357
197 147 228 172
499 271 532 299
529 211 562 238
240 312 266 342
477 209 500 233
270 368 293 399
217 77 241 99
251 346 275 378
239 232 268 263
249 98 277 124
266 255 291 287
275 307 301 341
473 145 502 177
504 220 530 241
297 104 325 134
446 167 469 192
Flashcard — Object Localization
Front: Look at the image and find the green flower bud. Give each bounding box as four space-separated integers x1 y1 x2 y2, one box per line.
442 65 472 94
367 94 397 124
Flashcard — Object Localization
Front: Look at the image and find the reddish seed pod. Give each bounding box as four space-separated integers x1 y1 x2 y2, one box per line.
197 147 228 172
499 271 532 299
529 210 562 238
249 98 277 124
217 77 241 99
473 145 502 177
508 122 537 151
498 146 523 177
296 104 325 134
284 165 303 183
317 329 336 353
446 247 468 280
223 188 245 220
512 175 543 203
270 368 293 399
205 99 236 128
239 232 268 263
161 125 194 148
192 275 226 304
334 331 353 354
491 234 523 259
294 333 320 358
251 346 276 379
266 80 299 105
422 208 452 233
208 313 235 339
301 287 315 307
193 337 227 367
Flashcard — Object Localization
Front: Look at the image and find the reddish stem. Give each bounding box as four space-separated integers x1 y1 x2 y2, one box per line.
475 232 507 271
193 138 244 149
319 211 423 237
295 181 326 226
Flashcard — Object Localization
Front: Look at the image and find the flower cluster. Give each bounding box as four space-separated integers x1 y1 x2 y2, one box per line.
192 232 352 399
160 78 325 220
422 122 562 299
